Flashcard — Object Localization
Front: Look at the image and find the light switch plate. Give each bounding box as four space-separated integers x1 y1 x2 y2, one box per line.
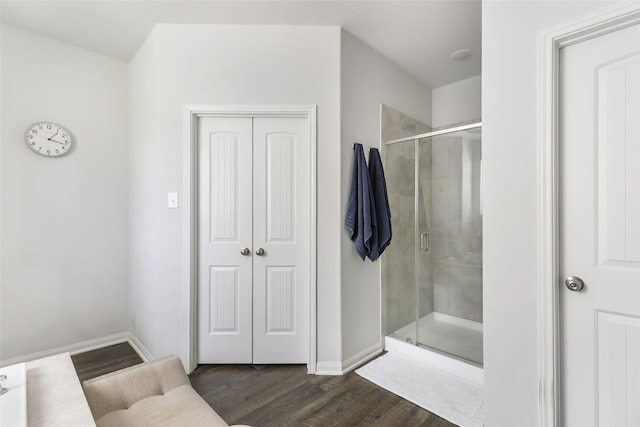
167 192 179 208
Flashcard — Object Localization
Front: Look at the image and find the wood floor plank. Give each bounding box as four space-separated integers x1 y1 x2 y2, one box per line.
202 366 310 423
317 376 400 426
70 342 143 383
238 380 328 426
308 371 353 391
372 398 434 426
285 374 364 426
421 414 462 427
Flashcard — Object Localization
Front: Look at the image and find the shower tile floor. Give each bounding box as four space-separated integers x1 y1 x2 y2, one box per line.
390 312 483 365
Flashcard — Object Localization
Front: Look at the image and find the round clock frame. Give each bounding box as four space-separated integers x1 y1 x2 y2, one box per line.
24 121 73 157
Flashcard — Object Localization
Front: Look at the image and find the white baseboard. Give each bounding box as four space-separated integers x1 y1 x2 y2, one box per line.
315 342 383 376
315 361 343 376
126 334 153 362
341 342 383 374
0 331 152 368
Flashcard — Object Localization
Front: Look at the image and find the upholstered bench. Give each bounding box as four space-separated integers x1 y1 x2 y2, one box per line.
82 355 249 427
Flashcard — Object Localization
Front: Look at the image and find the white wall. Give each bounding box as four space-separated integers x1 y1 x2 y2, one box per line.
340 30 432 364
128 29 162 359
482 2 614 425
0 24 130 360
432 75 481 129
128 24 342 366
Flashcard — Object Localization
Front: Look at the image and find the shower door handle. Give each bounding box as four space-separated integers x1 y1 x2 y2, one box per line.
420 232 430 252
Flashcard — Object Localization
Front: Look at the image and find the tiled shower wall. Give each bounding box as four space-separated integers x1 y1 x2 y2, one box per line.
381 105 431 336
384 141 417 335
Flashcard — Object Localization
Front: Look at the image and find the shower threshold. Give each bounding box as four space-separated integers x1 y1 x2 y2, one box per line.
390 312 483 365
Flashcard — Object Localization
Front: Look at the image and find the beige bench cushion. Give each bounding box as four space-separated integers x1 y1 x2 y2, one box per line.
82 355 230 427
94 384 228 427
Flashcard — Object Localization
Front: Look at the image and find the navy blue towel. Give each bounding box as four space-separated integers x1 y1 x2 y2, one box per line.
367 148 392 261
346 143 375 260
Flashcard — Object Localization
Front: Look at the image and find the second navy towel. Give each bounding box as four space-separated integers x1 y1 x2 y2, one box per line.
367 147 392 261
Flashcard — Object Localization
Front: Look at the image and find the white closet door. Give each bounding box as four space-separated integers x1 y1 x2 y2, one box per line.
197 117 253 363
252 117 309 363
198 115 310 365
560 24 640 426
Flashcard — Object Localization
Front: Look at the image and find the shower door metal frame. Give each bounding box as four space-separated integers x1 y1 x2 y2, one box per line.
386 122 483 146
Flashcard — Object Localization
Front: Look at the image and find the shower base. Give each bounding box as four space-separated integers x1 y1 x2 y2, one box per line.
390 312 483 365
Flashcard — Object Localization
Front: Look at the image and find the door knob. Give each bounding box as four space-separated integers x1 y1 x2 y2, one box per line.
240 247 250 256
255 248 265 256
564 276 585 292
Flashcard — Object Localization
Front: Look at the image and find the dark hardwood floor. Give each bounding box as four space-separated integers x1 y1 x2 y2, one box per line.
71 342 143 383
71 343 457 427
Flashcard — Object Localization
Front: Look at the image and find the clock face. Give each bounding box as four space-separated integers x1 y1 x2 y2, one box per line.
24 121 72 157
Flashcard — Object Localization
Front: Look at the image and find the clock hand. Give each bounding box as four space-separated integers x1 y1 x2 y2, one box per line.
48 139 68 146
32 133 68 145
47 130 59 140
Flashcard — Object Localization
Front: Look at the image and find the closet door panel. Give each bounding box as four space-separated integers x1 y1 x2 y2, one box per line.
197 117 253 363
252 117 309 363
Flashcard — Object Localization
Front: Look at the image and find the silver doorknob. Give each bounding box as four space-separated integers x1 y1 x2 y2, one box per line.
564 276 585 292
240 248 250 256
255 248 265 256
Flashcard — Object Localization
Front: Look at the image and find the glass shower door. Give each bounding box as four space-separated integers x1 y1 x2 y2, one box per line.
416 128 483 365
415 137 433 348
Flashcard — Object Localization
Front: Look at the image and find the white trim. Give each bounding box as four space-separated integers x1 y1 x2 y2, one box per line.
341 342 383 374
127 333 153 363
0 332 141 368
315 361 343 376
315 343 382 376
308 107 318 375
183 105 198 373
182 104 318 374
537 19 561 426
536 3 640 426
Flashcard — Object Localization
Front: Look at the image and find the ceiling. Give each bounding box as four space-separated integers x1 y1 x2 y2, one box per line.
0 1 481 89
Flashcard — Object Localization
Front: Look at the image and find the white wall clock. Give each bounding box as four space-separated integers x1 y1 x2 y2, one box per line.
24 121 73 157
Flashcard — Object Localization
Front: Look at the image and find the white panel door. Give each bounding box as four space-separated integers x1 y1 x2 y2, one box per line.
252 117 309 364
198 116 309 364
198 117 253 363
560 24 640 426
